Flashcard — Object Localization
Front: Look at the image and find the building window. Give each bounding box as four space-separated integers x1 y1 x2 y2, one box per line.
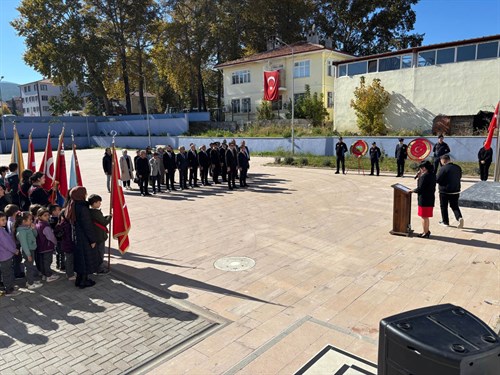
41 95 48 101
232 70 250 84
338 64 347 77
272 95 283 110
347 61 367 76
28 85 31 92
401 55 413 69
327 60 334 76
43 106 50 111
477 41 499 59
293 93 305 103
379 56 401 72
418 50 436 67
231 99 240 113
457 44 476 62
437 48 455 64
40 84 48 91
368 60 378 73
242 98 251 113
327 92 333 108
294 60 310 78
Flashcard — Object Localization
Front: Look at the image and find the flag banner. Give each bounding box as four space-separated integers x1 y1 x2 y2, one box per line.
484 101 499 150
263 70 280 101
38 132 54 191
111 146 131 253
28 131 36 172
10 126 25 172
69 144 83 188
54 130 68 206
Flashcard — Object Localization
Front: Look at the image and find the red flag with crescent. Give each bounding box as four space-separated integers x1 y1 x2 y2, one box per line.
39 132 54 191
111 146 131 253
264 71 280 101
484 101 498 151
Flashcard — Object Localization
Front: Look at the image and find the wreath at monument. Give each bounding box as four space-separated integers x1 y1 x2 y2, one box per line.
407 138 432 161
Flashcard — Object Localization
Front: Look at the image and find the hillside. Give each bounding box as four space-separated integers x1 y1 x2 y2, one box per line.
0 81 20 101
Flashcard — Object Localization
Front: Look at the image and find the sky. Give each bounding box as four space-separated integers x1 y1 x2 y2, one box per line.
1 0 499 85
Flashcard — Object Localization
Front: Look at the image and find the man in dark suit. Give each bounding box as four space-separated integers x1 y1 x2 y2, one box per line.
478 141 493 181
198 145 211 186
210 143 221 184
187 143 199 188
225 142 238 190
395 138 408 177
220 141 228 182
135 150 151 196
238 145 249 187
369 142 381 176
163 145 177 191
335 137 348 174
436 155 463 228
176 146 189 190
433 134 451 174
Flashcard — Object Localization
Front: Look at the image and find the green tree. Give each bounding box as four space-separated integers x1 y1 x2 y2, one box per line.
314 0 423 55
0 103 11 115
257 101 275 120
350 77 390 135
48 88 84 116
291 85 329 126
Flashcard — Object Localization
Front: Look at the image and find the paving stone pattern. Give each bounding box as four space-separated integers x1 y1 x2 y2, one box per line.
0 275 217 375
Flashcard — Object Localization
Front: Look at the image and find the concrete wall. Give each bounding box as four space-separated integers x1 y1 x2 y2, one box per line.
90 136 496 163
333 58 500 132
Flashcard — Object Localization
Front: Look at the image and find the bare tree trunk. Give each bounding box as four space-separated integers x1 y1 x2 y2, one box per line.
120 44 132 114
136 39 147 114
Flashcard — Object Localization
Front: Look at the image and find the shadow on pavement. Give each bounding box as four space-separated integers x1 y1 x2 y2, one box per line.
112 264 286 307
428 235 500 251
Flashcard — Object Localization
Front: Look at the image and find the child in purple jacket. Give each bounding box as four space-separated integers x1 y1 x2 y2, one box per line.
0 212 22 296
35 208 60 282
54 208 75 280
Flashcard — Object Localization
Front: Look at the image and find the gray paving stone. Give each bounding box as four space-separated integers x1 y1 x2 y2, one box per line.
0 275 218 374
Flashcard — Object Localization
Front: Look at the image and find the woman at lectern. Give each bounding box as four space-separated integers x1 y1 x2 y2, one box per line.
413 160 436 238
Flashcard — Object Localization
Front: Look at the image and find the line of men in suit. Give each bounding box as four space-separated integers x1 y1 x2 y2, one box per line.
134 140 250 196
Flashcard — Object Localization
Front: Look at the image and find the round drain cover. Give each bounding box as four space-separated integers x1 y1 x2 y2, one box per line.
214 257 256 272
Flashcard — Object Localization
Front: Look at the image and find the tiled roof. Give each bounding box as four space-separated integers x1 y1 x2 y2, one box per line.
215 42 352 69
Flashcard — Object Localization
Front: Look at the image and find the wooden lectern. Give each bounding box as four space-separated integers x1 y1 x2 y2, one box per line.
390 183 413 236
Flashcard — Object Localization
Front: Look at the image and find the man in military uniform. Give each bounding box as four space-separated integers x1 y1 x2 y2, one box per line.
478 141 493 181
395 138 408 177
433 134 451 174
369 142 382 176
335 137 348 174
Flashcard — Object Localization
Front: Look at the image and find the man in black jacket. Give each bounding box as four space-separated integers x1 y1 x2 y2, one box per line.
395 138 408 177
198 145 211 186
369 142 381 176
163 145 177 191
187 143 199 188
436 155 463 228
335 137 348 174
433 135 451 174
135 150 151 196
220 141 228 182
176 146 189 190
238 145 249 187
478 141 493 181
210 143 221 184
225 142 238 190
102 148 112 192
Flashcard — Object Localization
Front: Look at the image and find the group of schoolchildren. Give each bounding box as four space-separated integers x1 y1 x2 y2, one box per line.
0 162 111 297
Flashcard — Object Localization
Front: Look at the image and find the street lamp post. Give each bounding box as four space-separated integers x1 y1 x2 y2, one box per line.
143 76 151 148
0 76 7 154
276 38 295 154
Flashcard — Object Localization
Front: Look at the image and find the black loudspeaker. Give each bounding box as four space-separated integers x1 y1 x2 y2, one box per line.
378 304 500 375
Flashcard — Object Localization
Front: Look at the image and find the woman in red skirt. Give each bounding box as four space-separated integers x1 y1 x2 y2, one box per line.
413 160 436 238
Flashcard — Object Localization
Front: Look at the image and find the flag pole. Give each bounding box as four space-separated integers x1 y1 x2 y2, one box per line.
107 130 117 271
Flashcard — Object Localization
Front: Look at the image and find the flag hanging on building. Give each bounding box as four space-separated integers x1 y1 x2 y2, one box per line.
484 101 499 151
69 144 83 188
27 131 36 172
263 71 280 101
53 129 68 206
10 126 25 172
111 145 130 253
38 131 54 191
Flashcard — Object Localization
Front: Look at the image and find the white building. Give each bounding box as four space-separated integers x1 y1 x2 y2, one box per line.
332 35 500 132
19 79 78 117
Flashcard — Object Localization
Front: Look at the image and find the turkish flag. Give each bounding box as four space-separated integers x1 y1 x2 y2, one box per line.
111 145 131 253
28 132 36 172
53 130 68 206
39 132 54 191
484 101 499 151
264 71 280 101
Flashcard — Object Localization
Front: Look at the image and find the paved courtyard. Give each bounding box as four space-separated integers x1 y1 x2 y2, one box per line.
0 148 498 374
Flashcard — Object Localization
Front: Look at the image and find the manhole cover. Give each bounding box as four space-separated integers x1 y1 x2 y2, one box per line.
214 257 256 272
